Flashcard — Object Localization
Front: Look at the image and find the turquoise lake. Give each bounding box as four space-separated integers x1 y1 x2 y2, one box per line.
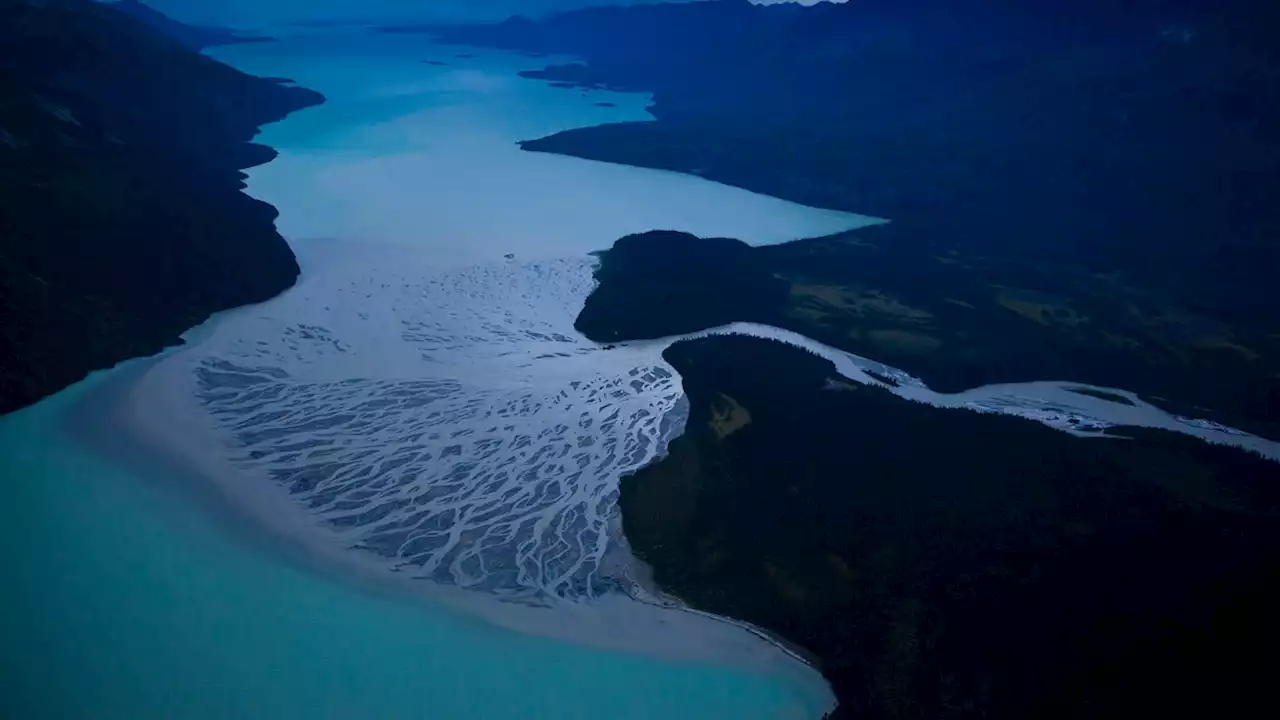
6 22 1277 720
0 30 863 720
0 371 829 718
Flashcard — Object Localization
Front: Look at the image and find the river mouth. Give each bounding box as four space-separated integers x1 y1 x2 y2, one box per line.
182 30 1276 612
6 27 878 718
6 22 1272 720
0 363 836 720
132 24 1276 643
0 26 875 720
157 31 878 608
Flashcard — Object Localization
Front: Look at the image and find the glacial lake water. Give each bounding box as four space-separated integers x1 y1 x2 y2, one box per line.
3 26 1276 720
0 29 869 720
0 370 834 719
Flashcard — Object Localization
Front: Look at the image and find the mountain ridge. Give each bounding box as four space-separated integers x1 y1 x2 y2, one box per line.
0 0 323 413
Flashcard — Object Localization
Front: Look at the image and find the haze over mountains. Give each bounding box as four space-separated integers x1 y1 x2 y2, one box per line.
134 0 821 26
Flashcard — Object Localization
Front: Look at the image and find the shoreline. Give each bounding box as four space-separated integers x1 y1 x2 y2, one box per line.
43 30 1263 720
619 321 1280 462
51 256 1274 720
48 217 1271 720
605 491 828 672
63 337 836 709
45 286 1271 720
52 235 1280 659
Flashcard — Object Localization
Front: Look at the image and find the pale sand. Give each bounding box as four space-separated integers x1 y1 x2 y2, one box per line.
66 332 833 704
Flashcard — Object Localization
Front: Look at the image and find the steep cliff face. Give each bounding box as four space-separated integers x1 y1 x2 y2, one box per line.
0 0 324 414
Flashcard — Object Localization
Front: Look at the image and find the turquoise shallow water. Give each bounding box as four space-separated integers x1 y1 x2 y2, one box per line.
0 30 846 719
0 370 825 719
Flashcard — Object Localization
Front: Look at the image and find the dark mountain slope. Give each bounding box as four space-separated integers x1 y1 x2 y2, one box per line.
575 226 1280 439
107 0 273 49
427 0 1280 436
623 334 1280 719
431 0 1279 307
0 0 323 413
